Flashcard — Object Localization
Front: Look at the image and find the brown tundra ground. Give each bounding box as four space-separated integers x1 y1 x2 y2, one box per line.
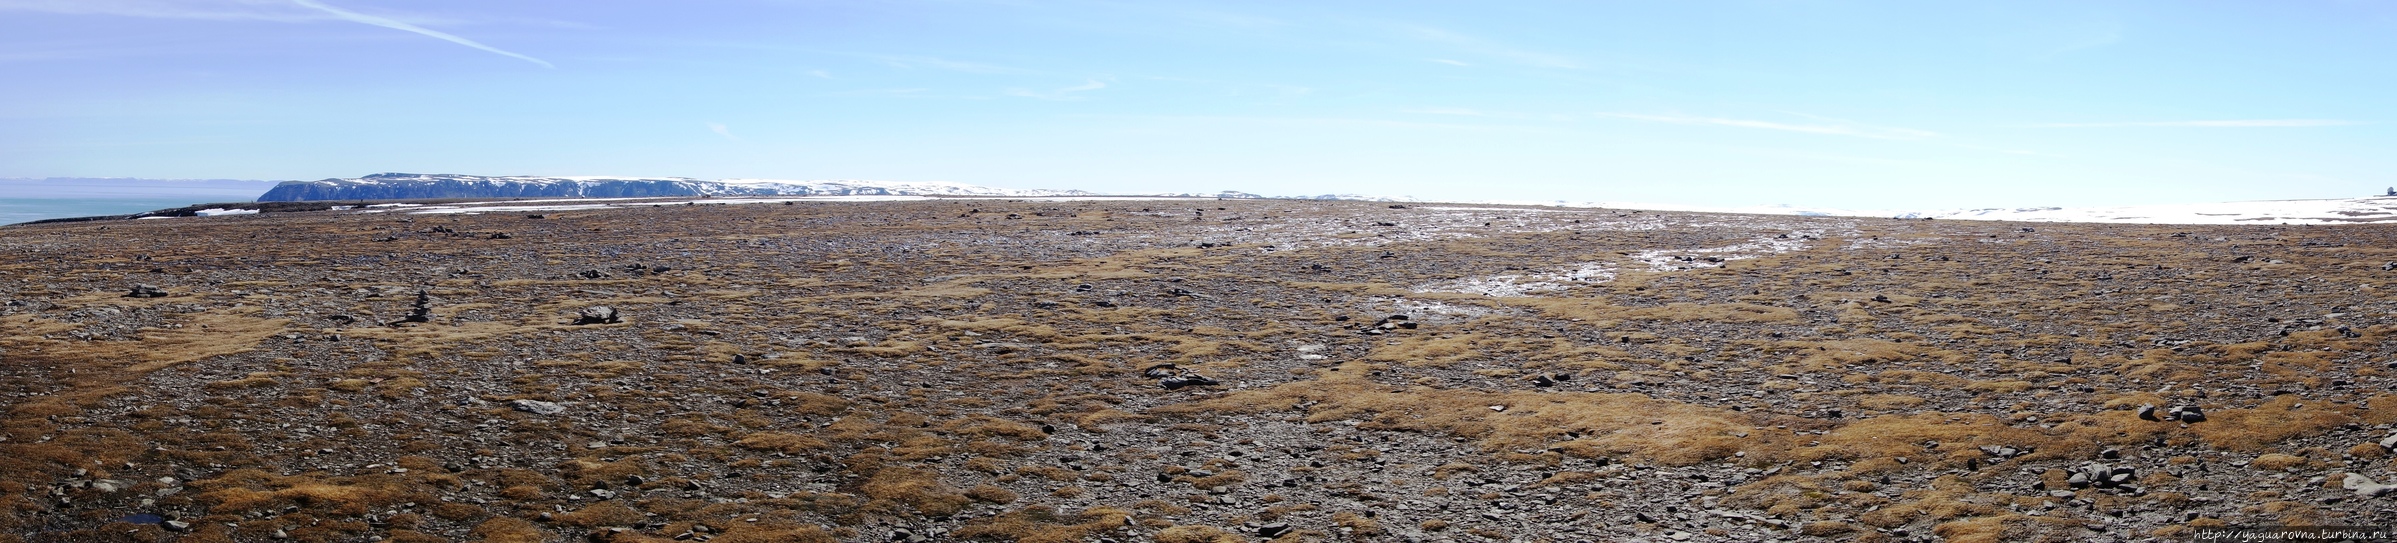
3 197 2397 543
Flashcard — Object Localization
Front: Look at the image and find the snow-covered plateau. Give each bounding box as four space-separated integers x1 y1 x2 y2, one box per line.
243 173 2397 226
254 173 1104 201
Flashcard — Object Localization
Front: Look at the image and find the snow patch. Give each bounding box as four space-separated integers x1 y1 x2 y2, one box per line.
1415 262 1617 298
1629 233 1815 272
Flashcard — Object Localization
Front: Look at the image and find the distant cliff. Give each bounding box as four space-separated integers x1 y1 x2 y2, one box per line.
256 173 1097 201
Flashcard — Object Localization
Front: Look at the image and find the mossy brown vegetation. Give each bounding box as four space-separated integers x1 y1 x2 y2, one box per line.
5 198 2397 541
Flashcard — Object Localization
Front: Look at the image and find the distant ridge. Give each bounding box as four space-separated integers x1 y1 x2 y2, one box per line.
256 173 1101 201
254 173 1426 203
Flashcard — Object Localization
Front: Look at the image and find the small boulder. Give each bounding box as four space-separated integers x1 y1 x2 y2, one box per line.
2346 473 2395 497
511 399 567 415
125 284 167 298
574 306 621 325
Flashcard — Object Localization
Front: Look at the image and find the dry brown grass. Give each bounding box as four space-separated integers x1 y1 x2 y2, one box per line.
733 432 832 454
469 517 549 543
10 196 2397 542
950 506 1134 543
857 468 972 517
2192 395 2351 452
1161 361 1785 465
2251 453 2308 471
1154 525 1242 543
554 502 646 527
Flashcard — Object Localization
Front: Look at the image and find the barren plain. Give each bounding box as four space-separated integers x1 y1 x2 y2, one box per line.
4 198 2397 543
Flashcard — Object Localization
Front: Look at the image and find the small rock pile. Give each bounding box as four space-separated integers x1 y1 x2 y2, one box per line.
1142 364 1220 390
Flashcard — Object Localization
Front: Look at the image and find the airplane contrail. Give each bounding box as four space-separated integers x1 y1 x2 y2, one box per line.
289 0 554 68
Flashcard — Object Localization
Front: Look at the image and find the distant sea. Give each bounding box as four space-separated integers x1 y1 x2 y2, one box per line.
0 178 282 225
0 197 235 225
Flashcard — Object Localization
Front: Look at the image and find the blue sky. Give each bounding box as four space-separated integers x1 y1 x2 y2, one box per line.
2 1 2392 209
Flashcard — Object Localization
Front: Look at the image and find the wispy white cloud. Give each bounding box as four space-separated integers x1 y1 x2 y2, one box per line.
0 0 312 21
1405 107 1486 116
0 0 580 28
864 54 1027 75
290 0 552 68
816 88 931 98
1400 25 1578 69
2025 119 2367 128
1426 58 1469 67
1596 112 1938 140
0 41 187 62
1169 8 1285 29
1007 79 1109 100
707 122 741 142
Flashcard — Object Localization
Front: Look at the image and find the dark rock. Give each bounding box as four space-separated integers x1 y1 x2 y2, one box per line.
397 290 434 324
2136 404 2160 422
1162 374 1219 390
125 284 167 298
1363 314 1417 333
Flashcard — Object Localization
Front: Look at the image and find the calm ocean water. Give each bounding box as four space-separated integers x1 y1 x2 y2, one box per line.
0 198 227 226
